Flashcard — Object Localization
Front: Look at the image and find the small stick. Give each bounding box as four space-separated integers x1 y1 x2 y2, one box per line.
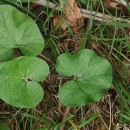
59 107 71 130
81 8 130 23
34 0 61 11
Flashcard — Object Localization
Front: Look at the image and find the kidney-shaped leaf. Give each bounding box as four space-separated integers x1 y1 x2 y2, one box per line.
56 49 113 107
0 56 49 108
0 5 44 62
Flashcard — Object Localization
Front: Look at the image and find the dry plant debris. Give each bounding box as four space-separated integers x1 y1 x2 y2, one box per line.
65 0 84 31
0 0 130 130
53 0 84 32
103 0 122 10
53 15 67 30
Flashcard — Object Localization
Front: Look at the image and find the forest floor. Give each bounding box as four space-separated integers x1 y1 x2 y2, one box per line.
0 0 130 130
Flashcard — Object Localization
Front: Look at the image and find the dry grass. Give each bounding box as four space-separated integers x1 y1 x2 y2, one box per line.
0 0 130 130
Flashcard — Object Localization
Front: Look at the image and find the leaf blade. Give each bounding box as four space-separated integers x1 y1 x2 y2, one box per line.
0 56 49 108
56 49 113 107
0 5 44 62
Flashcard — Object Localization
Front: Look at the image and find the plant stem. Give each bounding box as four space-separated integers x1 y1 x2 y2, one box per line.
60 107 71 130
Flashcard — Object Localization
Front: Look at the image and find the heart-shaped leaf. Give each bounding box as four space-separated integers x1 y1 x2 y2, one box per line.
56 49 113 107
0 5 44 62
0 56 49 108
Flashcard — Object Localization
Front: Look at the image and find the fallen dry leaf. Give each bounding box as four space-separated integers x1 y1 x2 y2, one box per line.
53 0 84 32
65 0 84 31
53 15 67 30
103 0 122 10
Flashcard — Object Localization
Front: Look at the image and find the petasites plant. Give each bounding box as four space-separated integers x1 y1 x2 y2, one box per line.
0 56 49 108
0 5 44 62
56 49 113 107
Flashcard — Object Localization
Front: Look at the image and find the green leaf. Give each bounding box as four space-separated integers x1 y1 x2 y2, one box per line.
0 5 44 62
0 49 13 63
56 49 113 107
0 56 49 108
0 125 10 130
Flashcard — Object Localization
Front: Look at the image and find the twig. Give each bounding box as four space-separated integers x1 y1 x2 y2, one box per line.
60 107 71 130
34 0 130 23
34 0 61 11
40 54 55 65
81 8 130 23
112 47 130 62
